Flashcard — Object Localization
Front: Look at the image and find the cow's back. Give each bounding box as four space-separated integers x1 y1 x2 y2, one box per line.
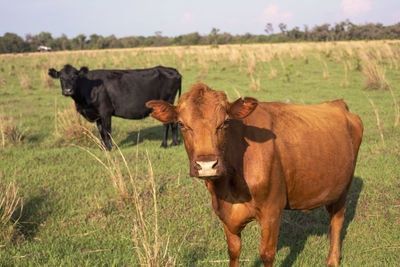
87 67 181 119
259 100 363 210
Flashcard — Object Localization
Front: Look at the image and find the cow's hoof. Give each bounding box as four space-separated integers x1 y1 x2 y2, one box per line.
160 143 168 148
170 141 180 146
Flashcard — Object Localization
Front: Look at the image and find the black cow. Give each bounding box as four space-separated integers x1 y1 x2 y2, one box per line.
48 64 181 150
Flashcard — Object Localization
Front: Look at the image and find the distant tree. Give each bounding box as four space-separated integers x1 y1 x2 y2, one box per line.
119 36 141 48
217 32 233 44
88 34 103 49
265 23 274 34
210 27 220 46
278 23 287 34
37 32 53 46
311 24 331 41
72 34 87 50
179 32 201 45
0 32 26 53
288 26 303 40
103 35 121 48
58 34 71 50
303 25 310 40
384 22 400 39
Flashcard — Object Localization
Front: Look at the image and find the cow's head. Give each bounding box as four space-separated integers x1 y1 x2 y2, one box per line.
48 64 89 96
146 83 258 179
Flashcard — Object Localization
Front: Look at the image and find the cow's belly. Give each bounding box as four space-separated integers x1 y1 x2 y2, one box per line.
113 106 151 120
77 107 99 122
285 160 354 210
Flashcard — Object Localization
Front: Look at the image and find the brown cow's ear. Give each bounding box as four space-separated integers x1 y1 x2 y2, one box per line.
228 97 258 119
146 100 177 123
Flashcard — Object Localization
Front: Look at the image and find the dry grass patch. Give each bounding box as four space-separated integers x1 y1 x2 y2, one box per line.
78 132 183 265
362 63 390 91
54 102 95 145
0 182 23 246
18 74 32 90
0 112 27 148
40 69 54 89
249 75 261 91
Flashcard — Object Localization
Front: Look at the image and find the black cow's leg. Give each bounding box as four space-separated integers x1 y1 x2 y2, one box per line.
161 123 169 148
96 117 112 151
170 122 179 146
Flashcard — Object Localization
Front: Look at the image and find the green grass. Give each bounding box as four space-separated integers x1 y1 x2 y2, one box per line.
1 41 400 266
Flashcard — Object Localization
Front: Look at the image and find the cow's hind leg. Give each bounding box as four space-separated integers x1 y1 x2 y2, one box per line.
223 224 242 267
161 123 169 148
325 197 346 267
170 122 179 146
96 118 112 151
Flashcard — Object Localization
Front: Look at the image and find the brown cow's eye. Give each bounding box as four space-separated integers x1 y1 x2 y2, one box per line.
177 121 184 128
217 119 230 130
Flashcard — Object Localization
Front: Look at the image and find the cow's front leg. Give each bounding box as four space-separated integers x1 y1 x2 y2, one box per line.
170 122 179 146
96 117 112 151
161 123 169 148
259 208 282 267
223 223 242 267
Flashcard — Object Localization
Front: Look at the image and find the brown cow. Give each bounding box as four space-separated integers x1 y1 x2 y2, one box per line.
146 83 363 267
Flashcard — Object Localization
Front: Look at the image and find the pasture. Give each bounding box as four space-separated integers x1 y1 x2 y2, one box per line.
1 41 400 266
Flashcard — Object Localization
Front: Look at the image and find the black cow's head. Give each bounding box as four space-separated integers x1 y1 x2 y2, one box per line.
48 64 89 96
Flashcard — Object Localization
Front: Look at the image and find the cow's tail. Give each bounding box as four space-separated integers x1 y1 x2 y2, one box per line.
178 75 182 98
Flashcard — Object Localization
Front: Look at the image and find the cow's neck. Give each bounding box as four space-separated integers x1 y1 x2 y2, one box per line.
71 79 89 106
205 174 254 233
206 171 252 202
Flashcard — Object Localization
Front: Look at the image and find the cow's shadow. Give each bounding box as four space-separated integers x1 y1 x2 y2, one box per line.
251 177 363 267
12 193 51 241
118 125 180 148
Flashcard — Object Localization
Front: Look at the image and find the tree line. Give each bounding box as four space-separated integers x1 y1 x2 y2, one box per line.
1 20 399 54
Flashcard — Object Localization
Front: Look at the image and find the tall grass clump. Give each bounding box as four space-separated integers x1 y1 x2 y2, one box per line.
54 103 95 145
0 182 23 245
249 75 261 91
366 95 385 146
79 131 180 265
0 112 27 148
19 74 33 90
389 86 400 128
361 54 390 90
40 69 54 89
246 52 257 76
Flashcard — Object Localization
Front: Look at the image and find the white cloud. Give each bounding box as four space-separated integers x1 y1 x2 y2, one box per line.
341 0 371 17
257 4 292 23
182 12 194 24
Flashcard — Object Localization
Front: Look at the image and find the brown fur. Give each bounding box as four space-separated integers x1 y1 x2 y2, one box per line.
146 83 363 267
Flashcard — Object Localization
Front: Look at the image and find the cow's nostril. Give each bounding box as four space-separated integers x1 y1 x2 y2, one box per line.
193 162 201 170
212 160 218 169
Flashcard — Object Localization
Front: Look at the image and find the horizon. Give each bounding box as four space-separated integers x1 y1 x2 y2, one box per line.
1 0 399 39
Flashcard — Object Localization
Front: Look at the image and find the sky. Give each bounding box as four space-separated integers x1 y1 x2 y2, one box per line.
0 0 399 38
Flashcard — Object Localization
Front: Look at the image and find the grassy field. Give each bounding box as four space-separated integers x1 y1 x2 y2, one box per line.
1 41 400 266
